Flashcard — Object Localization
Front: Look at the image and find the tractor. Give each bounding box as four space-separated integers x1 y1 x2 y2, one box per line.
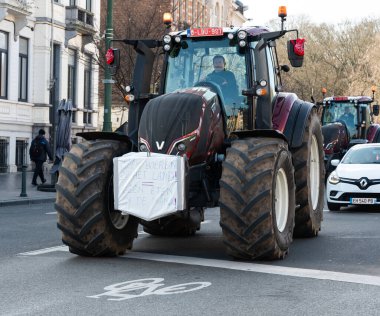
55 6 325 260
320 87 380 177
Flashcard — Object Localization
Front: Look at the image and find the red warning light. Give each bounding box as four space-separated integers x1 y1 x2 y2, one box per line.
106 48 114 65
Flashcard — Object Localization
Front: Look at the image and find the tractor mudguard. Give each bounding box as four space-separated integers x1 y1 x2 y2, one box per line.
230 129 288 143
366 124 380 143
282 99 314 149
76 131 133 147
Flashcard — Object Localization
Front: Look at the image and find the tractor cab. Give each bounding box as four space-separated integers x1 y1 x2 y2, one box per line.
321 96 375 140
160 24 302 135
163 29 247 114
320 91 380 177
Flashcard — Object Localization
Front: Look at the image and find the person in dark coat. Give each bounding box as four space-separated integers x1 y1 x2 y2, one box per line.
29 129 53 185
206 55 239 104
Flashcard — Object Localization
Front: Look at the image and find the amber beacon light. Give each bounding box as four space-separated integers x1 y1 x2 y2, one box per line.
278 6 287 18
163 12 173 26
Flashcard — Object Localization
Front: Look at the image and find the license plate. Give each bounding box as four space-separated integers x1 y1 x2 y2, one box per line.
187 27 223 37
350 197 376 205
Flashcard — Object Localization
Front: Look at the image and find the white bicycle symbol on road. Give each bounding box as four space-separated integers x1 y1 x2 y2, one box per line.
87 278 212 301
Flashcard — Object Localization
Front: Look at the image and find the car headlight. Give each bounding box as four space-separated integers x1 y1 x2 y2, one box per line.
328 171 340 184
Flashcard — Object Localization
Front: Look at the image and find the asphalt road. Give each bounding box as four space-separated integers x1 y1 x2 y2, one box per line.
1 203 380 315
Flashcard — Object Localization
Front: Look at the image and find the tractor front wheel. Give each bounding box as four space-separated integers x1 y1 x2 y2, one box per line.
219 137 295 260
56 140 139 256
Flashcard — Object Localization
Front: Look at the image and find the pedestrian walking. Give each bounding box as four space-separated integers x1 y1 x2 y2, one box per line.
29 129 53 185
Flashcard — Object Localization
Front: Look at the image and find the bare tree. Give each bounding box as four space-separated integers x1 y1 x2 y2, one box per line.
275 17 380 103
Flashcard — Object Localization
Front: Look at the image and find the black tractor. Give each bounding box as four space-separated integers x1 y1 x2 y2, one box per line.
56 7 325 260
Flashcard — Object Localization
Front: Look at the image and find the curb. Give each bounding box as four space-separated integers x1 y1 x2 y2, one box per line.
0 197 56 207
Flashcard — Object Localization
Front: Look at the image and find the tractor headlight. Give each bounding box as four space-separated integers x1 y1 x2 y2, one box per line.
139 143 148 152
259 79 267 87
177 143 186 152
227 33 234 40
163 35 172 43
237 31 247 39
238 40 247 47
328 171 340 185
163 44 171 51
174 36 181 43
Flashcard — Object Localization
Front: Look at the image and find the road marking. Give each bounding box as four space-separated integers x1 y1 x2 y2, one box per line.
45 212 57 215
125 252 380 287
18 245 68 256
87 278 211 301
19 245 380 286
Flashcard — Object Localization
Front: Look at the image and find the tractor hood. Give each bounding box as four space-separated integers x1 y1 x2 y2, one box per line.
138 87 225 165
322 122 349 154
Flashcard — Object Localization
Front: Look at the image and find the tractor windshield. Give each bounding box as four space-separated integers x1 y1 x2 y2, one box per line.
322 102 358 137
164 37 248 121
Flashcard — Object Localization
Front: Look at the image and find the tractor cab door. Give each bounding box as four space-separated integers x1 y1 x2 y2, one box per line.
252 39 280 129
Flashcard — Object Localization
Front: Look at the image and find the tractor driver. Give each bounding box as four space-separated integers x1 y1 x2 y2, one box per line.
206 55 239 106
339 106 355 127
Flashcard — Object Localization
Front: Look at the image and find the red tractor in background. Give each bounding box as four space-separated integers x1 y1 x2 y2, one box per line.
320 87 380 177
55 7 325 260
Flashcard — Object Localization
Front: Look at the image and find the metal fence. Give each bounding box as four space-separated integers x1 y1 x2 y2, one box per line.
0 138 9 173
16 139 28 171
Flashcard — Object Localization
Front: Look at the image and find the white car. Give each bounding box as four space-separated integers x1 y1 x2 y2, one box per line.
326 143 380 211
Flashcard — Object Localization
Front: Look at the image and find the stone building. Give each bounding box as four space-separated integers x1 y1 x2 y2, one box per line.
0 0 100 173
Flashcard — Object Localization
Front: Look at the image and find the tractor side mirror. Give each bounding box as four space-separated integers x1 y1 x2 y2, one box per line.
373 104 379 116
287 38 305 68
106 48 120 76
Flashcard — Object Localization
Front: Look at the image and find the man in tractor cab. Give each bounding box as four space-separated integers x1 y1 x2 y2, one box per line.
339 106 355 128
206 55 239 106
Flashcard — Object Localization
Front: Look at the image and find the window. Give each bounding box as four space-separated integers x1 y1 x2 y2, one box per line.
69 0 76 6
86 0 91 11
0 31 8 99
83 54 92 125
19 37 28 102
67 49 77 122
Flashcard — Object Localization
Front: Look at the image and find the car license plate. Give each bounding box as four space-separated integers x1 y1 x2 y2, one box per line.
350 197 376 205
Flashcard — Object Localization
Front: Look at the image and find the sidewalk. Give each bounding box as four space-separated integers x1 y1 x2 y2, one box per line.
0 171 56 207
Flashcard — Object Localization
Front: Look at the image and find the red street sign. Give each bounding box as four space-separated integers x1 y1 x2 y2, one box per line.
106 48 114 65
187 27 223 37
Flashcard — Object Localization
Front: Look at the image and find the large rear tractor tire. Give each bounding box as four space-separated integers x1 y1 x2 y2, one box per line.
291 108 324 237
220 138 295 260
55 140 139 256
141 208 204 236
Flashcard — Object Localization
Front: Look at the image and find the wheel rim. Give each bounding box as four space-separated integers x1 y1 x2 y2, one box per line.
275 168 289 233
310 135 320 210
108 175 130 230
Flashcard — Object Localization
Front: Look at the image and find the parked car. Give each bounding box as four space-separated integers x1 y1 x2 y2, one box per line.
326 143 380 211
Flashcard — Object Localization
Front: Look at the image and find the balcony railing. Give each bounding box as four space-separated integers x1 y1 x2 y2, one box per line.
66 6 95 36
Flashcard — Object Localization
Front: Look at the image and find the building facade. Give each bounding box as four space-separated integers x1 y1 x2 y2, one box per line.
171 0 247 29
0 0 100 173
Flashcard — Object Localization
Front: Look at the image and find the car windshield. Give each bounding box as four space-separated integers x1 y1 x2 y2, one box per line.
341 146 380 164
164 37 248 129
